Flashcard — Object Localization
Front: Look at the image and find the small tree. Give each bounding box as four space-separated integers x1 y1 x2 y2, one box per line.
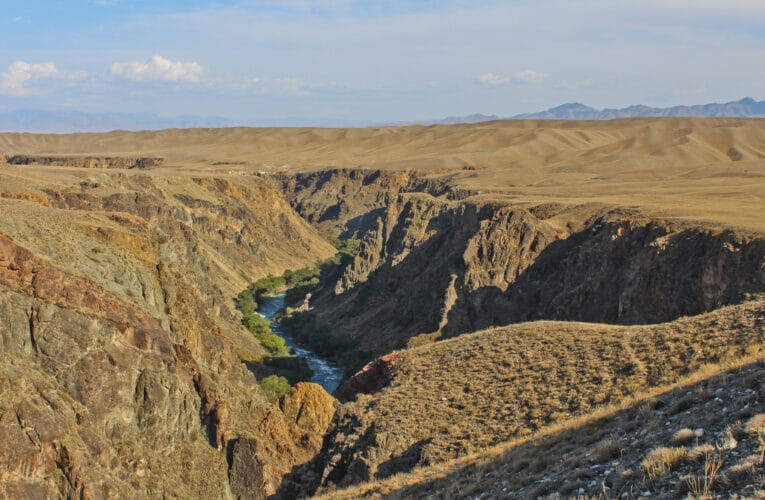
259 375 290 402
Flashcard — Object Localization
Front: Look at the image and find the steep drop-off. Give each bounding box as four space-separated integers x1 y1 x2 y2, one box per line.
284 171 765 363
0 168 338 498
2 119 765 499
273 168 765 494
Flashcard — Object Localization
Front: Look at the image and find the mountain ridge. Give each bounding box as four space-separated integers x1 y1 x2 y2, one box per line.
512 97 765 120
4 97 764 133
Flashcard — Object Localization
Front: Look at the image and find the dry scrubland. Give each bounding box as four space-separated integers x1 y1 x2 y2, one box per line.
0 117 764 497
309 301 764 494
2 117 765 232
322 356 765 499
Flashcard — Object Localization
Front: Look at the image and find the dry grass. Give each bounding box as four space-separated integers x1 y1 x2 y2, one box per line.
747 413 765 434
318 300 765 490
3 118 765 232
672 428 698 446
641 446 687 478
319 354 765 499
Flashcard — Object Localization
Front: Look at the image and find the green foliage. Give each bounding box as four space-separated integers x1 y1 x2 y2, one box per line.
328 236 362 257
237 296 289 356
264 356 314 385
249 274 285 302
283 267 320 287
236 288 256 315
256 331 287 355
280 308 364 370
241 312 271 335
259 375 291 403
281 237 362 307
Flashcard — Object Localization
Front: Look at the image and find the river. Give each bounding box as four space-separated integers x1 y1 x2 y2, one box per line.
257 294 344 394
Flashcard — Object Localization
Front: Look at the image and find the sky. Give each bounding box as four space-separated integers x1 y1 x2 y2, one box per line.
1 0 764 124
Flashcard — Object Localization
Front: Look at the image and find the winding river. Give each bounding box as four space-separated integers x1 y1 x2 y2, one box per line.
257 294 344 394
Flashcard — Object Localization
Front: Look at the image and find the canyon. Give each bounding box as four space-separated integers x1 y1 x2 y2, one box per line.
0 118 763 498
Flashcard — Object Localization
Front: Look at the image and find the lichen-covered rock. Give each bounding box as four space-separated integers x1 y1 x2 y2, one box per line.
0 171 337 498
280 382 338 434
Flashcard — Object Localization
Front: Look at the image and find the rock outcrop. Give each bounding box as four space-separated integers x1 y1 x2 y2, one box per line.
6 155 164 169
334 352 403 402
301 191 765 361
0 170 338 498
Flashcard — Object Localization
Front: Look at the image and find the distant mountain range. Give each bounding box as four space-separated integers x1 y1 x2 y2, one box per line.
382 98 765 126
1 98 763 133
511 97 765 120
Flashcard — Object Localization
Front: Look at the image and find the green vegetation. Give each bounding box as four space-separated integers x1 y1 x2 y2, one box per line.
237 274 287 313
236 236 364 377
236 282 289 356
259 375 291 403
280 308 366 370
283 237 362 306
263 356 313 385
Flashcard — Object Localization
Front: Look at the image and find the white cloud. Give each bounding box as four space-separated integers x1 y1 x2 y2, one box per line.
271 77 310 95
514 69 546 84
478 73 510 86
479 70 546 87
110 55 204 83
0 61 58 96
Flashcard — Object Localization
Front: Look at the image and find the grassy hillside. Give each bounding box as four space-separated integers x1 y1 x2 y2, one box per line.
322 355 765 499
2 117 765 232
308 300 765 492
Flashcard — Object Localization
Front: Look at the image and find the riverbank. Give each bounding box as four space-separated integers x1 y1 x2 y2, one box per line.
258 294 344 393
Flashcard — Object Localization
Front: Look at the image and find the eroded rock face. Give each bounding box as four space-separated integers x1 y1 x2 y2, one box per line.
304 193 765 361
281 168 458 236
0 172 339 498
334 352 403 402
6 155 163 169
229 383 338 499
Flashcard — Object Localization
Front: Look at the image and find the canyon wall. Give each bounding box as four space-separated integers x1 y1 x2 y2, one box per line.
284 170 765 363
0 171 337 498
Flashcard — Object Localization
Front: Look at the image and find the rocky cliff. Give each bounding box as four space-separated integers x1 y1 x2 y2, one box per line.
0 168 338 498
6 155 163 169
299 187 765 362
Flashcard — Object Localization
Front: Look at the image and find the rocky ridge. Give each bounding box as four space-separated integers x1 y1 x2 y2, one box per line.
284 170 765 363
0 168 338 498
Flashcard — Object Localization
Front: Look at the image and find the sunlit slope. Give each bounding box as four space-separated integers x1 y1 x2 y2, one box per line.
1 117 764 232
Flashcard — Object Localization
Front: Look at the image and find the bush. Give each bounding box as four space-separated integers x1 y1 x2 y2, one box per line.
241 312 271 335
236 289 256 315
641 446 687 478
259 375 290 402
256 332 287 355
284 267 320 287
249 274 285 302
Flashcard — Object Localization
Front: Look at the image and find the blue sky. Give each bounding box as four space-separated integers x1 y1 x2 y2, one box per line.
1 0 764 124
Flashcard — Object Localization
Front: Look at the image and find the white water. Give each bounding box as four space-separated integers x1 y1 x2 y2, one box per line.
257 294 344 394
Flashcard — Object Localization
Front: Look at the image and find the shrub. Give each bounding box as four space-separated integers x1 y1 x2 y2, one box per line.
672 428 697 445
248 274 285 302
236 289 256 315
256 332 287 355
242 312 271 335
284 267 320 287
641 446 687 478
259 375 290 402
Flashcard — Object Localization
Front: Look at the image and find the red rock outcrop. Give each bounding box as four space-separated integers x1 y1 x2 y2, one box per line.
334 352 403 402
